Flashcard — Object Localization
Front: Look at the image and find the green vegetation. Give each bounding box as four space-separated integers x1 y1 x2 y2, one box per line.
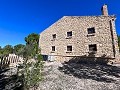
14 44 25 56
118 36 120 50
17 33 43 90
24 33 39 57
0 45 13 57
0 33 44 90
0 46 2 56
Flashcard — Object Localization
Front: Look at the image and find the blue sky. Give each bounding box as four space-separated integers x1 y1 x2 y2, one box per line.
0 0 120 47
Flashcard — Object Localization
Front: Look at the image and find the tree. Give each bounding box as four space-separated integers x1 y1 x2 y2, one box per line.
14 44 25 56
118 36 120 45
118 36 120 51
2 45 13 56
0 46 3 56
17 33 43 90
25 33 39 54
25 33 39 45
19 52 43 90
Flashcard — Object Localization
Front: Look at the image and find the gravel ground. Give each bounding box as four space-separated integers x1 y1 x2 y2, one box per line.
37 61 120 90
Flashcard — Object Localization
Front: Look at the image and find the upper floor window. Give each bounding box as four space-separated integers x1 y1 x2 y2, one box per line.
89 44 97 52
52 34 56 39
67 31 72 37
67 46 72 52
52 46 55 51
87 27 95 34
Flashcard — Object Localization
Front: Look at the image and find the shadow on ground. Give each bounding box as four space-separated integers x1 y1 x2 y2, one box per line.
0 68 22 90
58 53 120 83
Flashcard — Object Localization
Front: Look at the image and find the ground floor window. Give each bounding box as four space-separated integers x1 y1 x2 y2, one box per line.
52 46 55 51
67 46 72 51
89 44 97 52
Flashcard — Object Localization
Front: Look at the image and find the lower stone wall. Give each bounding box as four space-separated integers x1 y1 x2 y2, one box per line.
112 54 120 64
46 55 119 64
42 53 120 64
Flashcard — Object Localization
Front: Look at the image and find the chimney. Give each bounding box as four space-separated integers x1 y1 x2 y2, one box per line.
101 4 108 16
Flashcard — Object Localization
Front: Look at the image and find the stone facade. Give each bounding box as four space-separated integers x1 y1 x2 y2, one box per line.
39 5 119 61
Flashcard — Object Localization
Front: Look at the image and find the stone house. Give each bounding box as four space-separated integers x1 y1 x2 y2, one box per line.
39 5 119 61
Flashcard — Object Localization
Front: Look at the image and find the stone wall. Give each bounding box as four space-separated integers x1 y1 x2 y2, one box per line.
39 15 119 61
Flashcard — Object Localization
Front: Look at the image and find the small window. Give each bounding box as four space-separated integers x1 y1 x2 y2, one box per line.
52 34 56 39
67 31 72 37
87 27 95 34
89 44 97 52
67 46 72 51
52 46 55 51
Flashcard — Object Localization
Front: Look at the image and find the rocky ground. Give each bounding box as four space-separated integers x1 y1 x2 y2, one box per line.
0 67 21 90
38 61 120 90
1 60 120 90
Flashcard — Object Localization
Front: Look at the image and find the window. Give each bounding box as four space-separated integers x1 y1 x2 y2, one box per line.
89 44 97 52
52 34 56 39
67 46 72 51
52 46 55 51
67 31 72 37
87 27 95 34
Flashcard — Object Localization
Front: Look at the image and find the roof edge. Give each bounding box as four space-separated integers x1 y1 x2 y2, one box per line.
40 15 116 35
